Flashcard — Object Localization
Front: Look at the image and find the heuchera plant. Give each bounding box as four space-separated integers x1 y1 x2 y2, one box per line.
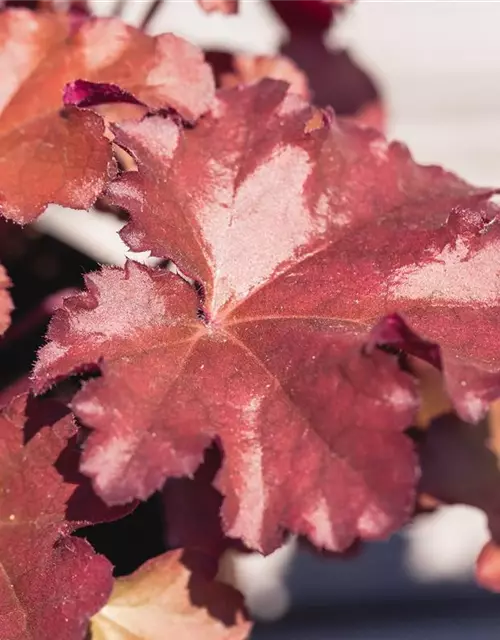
2 0 500 638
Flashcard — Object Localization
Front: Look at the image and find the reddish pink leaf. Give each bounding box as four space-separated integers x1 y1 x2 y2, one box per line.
34 81 499 553
198 0 237 14
0 9 214 223
91 549 251 640
0 394 116 640
33 259 418 553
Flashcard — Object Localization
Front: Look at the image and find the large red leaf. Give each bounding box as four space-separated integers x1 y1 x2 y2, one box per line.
33 260 419 554
90 550 251 640
0 8 214 223
0 394 121 640
33 81 500 553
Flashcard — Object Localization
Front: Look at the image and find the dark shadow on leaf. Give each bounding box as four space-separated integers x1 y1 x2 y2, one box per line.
163 443 246 578
181 549 245 627
23 392 71 443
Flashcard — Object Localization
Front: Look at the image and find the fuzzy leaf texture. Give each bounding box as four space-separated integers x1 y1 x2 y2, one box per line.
0 8 214 222
90 550 251 640
34 80 500 555
0 394 121 640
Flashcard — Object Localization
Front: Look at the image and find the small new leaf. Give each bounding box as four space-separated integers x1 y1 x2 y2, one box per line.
91 550 251 640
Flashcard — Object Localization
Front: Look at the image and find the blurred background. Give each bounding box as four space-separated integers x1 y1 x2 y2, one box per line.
13 1 500 637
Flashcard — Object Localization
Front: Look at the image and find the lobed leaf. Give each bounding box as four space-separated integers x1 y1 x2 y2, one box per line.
34 81 472 551
34 80 500 553
0 9 214 223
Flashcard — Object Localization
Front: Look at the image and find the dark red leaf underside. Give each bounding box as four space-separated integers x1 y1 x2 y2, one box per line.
33 81 500 553
0 9 214 223
0 394 116 640
419 413 500 542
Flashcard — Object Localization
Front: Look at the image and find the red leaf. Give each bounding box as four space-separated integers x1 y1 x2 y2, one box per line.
34 81 499 553
198 0 237 14
90 549 251 640
0 9 214 223
33 259 418 553
0 394 116 640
